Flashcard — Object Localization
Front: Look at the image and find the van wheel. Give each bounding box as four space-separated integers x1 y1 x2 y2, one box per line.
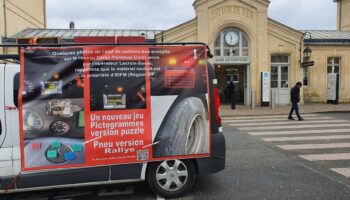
153 97 208 157
147 159 195 198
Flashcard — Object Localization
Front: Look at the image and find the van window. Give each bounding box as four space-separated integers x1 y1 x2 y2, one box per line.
14 73 20 107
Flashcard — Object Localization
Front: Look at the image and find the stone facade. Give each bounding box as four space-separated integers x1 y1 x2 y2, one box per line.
156 0 350 105
4 0 350 105
0 0 46 50
337 0 350 31
305 45 350 103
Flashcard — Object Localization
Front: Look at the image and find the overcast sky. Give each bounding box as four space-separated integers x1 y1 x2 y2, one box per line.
47 0 337 30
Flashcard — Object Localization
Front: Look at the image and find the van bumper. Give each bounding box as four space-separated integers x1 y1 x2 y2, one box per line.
195 132 225 176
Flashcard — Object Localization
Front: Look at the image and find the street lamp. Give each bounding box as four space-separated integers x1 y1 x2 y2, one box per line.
299 32 313 85
299 31 312 65
303 46 312 61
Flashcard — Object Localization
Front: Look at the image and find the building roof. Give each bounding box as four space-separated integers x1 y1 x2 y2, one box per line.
5 28 350 46
9 28 162 40
302 30 350 45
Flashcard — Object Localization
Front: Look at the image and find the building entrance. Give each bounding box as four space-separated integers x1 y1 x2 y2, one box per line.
213 27 251 106
271 55 290 105
215 65 249 105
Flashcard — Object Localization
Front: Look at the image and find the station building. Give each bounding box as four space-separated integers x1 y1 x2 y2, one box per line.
157 0 350 106
3 0 350 106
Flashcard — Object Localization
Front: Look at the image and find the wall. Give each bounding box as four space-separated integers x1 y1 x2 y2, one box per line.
267 19 303 102
159 0 302 105
157 0 350 104
155 19 198 43
304 45 350 103
337 0 350 31
194 0 270 105
0 0 45 43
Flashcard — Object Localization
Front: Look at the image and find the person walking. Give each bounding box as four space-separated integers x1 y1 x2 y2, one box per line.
288 82 303 121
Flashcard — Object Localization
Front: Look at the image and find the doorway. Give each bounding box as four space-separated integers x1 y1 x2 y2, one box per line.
271 64 290 105
271 55 290 105
215 65 248 105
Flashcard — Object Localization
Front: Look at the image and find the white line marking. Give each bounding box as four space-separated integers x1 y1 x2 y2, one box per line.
157 195 165 200
299 153 350 161
262 135 350 142
331 168 350 177
223 117 331 123
142 141 160 148
278 143 350 150
84 136 102 144
239 124 350 131
221 114 319 120
249 129 350 136
229 120 347 126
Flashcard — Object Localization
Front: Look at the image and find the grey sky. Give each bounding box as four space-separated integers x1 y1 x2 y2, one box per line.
47 0 337 30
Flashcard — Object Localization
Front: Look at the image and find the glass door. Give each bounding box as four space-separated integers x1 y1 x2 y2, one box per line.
271 65 290 105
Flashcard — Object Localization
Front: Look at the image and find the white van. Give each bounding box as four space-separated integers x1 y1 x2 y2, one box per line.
0 44 225 198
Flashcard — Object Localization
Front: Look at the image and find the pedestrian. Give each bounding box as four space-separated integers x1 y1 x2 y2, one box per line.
288 82 303 121
227 81 236 109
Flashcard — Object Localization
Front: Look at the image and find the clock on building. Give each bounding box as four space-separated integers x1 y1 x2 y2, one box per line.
224 31 239 46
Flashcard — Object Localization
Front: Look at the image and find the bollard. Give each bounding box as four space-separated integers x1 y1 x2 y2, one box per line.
270 89 273 109
270 89 276 109
251 90 256 110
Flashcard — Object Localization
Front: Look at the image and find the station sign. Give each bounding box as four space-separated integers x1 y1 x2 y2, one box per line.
214 56 250 64
301 61 314 68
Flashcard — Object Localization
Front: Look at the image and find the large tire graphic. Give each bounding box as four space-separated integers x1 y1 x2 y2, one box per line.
153 97 208 157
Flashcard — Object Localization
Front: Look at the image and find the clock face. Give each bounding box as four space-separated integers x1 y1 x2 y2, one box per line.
224 31 239 46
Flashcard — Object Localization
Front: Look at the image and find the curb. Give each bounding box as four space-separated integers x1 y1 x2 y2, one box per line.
220 110 350 117
220 109 350 117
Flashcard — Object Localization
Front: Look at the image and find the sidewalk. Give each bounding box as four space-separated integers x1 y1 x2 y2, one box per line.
219 103 350 116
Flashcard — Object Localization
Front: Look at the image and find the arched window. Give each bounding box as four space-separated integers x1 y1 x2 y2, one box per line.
214 28 250 57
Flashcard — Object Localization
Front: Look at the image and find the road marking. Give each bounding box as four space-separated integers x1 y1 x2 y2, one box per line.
262 135 350 142
299 153 350 161
277 143 350 150
239 124 350 131
228 114 350 178
249 129 350 136
223 116 331 123
331 168 350 177
229 120 347 126
221 114 319 120
157 195 165 200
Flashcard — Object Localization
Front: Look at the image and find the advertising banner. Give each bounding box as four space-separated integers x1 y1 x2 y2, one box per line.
261 72 270 106
19 45 211 171
327 73 339 104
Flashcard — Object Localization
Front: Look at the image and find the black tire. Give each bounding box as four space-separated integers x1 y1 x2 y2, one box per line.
147 159 196 198
153 97 208 157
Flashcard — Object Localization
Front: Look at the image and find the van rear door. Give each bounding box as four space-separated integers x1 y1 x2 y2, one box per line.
4 64 21 172
0 64 13 170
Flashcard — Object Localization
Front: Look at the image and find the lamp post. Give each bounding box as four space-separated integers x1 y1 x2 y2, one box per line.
299 31 312 85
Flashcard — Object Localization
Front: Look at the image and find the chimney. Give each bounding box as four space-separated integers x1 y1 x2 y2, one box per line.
69 21 75 29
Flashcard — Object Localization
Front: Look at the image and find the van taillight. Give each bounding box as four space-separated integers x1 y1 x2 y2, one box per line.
213 88 221 125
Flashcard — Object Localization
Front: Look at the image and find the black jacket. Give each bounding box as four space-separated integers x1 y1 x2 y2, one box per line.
227 82 235 94
290 86 300 103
